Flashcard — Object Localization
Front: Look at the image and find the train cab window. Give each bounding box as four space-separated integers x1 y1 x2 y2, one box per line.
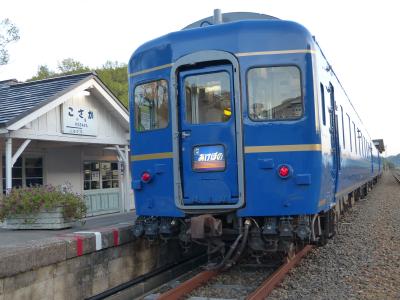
184 71 231 124
248 66 302 121
134 80 168 131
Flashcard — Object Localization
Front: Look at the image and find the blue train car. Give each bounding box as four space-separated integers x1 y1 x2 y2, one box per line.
129 12 382 257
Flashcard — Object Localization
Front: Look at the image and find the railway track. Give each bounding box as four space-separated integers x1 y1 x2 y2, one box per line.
86 254 208 300
91 244 314 300
151 245 314 300
392 170 400 183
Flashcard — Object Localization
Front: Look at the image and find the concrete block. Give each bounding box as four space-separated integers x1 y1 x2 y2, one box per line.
31 279 54 300
54 273 77 300
92 276 109 295
54 261 68 277
91 248 111 266
35 265 55 283
93 263 108 279
4 286 31 300
118 226 133 245
30 238 67 269
65 256 92 274
108 257 126 286
64 233 96 259
3 270 36 292
119 243 134 258
0 247 35 278
100 230 114 249
0 278 3 295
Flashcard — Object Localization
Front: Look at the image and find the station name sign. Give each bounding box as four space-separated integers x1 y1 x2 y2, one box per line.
62 103 98 136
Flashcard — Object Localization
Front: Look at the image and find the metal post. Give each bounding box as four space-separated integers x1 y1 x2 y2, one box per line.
124 145 131 212
5 138 12 194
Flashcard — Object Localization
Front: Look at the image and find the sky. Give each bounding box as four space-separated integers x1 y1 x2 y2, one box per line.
1 0 399 155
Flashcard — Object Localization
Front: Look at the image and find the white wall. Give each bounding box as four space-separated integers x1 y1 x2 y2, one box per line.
45 146 83 193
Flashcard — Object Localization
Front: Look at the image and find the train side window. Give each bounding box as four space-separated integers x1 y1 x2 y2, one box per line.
340 106 345 149
364 138 367 157
353 123 357 154
247 66 302 121
134 80 169 131
320 83 326 125
347 114 352 152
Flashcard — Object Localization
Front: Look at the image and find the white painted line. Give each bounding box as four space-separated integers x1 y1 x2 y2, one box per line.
75 231 102 251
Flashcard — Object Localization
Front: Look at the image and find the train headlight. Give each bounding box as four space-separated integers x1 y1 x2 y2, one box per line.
141 171 152 183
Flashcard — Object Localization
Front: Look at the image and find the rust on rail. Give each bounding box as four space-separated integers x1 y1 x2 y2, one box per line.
157 269 219 300
246 245 314 300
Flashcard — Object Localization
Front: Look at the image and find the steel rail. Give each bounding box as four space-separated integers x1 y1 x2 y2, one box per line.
157 269 219 300
246 245 314 300
85 253 207 300
392 171 400 184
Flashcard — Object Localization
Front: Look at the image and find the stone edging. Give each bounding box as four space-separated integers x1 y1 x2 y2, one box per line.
0 223 135 278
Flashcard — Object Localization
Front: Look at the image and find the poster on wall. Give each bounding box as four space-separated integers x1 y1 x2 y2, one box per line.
91 171 100 182
62 103 98 136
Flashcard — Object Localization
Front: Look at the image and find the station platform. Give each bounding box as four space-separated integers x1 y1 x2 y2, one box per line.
0 210 185 300
0 211 136 249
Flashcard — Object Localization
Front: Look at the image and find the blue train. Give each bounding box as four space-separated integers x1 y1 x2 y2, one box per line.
129 12 383 259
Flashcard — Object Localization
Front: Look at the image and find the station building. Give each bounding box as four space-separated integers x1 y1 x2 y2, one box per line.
0 72 133 216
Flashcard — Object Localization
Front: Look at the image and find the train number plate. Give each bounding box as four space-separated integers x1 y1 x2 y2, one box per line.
192 145 225 172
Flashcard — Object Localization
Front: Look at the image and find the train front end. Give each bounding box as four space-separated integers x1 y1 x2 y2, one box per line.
129 14 323 257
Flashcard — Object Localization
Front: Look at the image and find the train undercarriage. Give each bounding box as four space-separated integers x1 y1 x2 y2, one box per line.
132 211 336 266
132 179 378 266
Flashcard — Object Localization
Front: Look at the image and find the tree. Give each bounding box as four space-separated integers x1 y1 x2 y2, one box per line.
29 65 56 81
57 58 90 75
95 61 128 106
28 59 129 107
0 18 20 65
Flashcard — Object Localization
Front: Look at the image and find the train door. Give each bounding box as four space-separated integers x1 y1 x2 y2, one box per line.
177 64 239 205
329 83 340 195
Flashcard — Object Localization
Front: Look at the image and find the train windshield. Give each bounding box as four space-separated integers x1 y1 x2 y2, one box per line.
134 80 168 131
248 66 302 121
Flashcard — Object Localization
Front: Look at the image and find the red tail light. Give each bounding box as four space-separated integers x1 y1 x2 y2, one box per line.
141 172 152 183
278 165 290 178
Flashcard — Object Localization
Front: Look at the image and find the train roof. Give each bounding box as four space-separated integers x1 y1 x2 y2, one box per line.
128 18 314 74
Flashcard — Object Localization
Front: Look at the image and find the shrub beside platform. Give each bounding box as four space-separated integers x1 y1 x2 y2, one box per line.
0 185 86 230
2 207 75 229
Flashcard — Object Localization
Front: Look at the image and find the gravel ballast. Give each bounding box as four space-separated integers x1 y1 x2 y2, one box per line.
269 173 400 300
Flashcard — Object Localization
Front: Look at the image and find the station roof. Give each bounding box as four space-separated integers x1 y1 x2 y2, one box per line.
0 72 128 129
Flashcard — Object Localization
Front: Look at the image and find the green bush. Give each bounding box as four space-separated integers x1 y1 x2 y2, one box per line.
0 185 87 222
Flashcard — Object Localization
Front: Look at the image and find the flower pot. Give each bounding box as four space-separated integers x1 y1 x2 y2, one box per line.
3 207 75 230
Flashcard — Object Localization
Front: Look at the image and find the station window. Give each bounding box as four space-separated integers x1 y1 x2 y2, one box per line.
2 156 43 194
320 83 326 125
184 71 231 124
134 80 168 131
248 66 302 121
83 161 119 190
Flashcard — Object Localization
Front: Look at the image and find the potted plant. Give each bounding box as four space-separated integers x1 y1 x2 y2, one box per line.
0 185 87 229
